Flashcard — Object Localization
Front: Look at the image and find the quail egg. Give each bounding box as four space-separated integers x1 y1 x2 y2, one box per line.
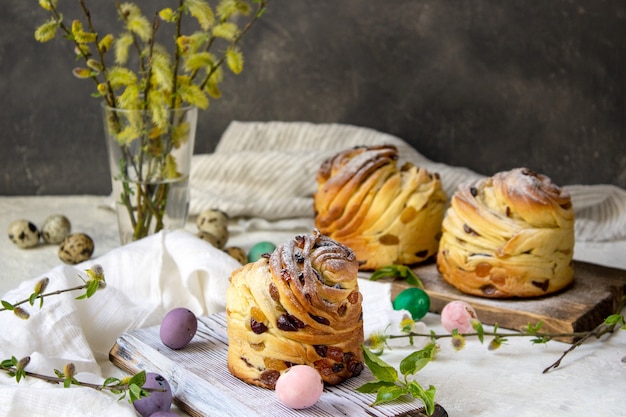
224 246 247 265
196 208 229 231
196 209 229 248
196 230 227 249
7 219 40 249
41 214 71 244
58 233 94 264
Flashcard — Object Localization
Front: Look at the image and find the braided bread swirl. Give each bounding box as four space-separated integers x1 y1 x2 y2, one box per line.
226 230 364 389
437 168 575 298
314 145 447 270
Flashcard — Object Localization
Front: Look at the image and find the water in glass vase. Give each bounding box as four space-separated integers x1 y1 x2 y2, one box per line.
112 175 190 245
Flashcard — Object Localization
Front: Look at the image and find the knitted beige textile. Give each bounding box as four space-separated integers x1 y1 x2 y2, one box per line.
190 121 626 241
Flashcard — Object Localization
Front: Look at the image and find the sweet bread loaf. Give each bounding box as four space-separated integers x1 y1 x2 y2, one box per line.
314 145 447 270
437 168 575 298
226 230 364 389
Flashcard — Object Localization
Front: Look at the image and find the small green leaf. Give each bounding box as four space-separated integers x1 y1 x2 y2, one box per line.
369 265 424 288
15 369 26 383
29 293 37 306
473 320 484 343
604 314 625 326
399 342 436 376
129 370 147 388
361 346 398 383
526 321 543 334
1 300 15 311
1 357 17 369
77 280 100 300
371 385 407 406
355 380 396 394
103 377 121 387
129 383 149 403
407 382 437 415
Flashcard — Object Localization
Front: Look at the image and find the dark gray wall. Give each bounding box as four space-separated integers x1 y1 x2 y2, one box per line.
1 1 625 195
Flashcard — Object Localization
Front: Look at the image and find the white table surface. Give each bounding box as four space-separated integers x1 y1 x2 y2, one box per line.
1 195 626 417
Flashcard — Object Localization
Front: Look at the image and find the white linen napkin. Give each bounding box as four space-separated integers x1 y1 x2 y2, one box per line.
0 229 403 417
190 121 626 241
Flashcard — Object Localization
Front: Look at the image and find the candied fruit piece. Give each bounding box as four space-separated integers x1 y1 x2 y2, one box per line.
250 306 266 323
250 342 265 351
264 357 289 371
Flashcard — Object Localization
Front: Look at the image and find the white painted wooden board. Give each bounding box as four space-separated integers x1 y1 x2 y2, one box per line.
109 313 433 417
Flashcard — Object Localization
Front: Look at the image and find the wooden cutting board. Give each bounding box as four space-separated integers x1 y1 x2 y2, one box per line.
389 260 626 342
109 260 624 415
110 313 435 417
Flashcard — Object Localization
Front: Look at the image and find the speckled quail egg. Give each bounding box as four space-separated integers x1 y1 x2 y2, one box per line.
58 233 94 264
41 214 71 244
224 246 247 265
196 209 229 248
196 208 229 231
7 219 40 249
196 231 227 249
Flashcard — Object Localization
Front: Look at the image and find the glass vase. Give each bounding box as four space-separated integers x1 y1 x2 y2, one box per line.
102 103 197 244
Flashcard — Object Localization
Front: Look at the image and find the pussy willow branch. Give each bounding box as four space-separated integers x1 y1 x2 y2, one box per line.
5 367 122 392
542 294 625 373
170 0 184 110
387 294 626 373
0 284 88 313
0 364 164 396
199 0 270 90
78 0 117 107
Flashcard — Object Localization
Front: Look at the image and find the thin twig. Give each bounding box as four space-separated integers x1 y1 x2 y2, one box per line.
0 284 88 313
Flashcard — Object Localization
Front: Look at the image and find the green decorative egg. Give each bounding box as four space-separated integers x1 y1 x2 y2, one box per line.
392 287 430 320
247 241 277 262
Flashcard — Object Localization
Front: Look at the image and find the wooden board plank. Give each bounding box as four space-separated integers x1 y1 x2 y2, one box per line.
389 260 626 342
110 313 432 417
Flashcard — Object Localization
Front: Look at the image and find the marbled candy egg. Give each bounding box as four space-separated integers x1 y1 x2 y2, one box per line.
441 300 479 334
41 214 71 244
393 287 430 320
160 308 198 349
58 233 94 264
248 241 277 262
7 219 40 249
224 246 247 265
275 365 324 409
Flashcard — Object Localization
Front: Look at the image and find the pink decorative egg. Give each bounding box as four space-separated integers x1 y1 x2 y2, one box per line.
441 300 479 334
275 365 324 409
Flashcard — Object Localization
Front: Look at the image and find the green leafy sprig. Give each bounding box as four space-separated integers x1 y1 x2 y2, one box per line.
0 265 106 320
357 344 438 415
0 263 153 403
369 264 425 288
373 294 626 374
0 357 152 403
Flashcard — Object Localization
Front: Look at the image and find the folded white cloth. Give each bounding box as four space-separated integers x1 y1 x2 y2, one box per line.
190 121 626 241
0 230 239 416
0 230 404 417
